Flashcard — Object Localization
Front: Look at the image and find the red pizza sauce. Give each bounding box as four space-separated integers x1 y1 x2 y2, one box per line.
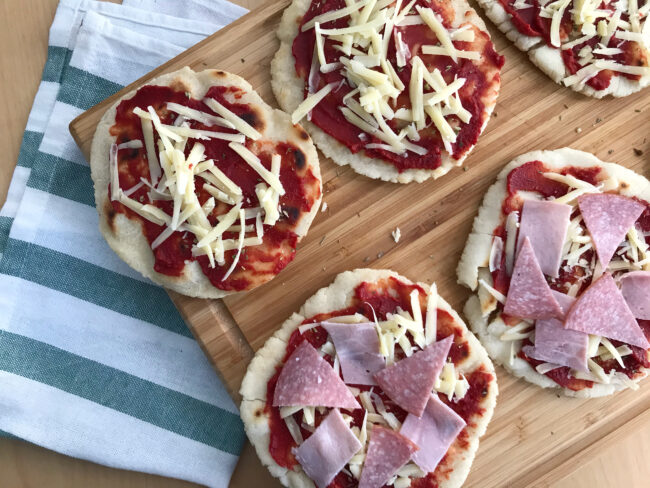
108 84 320 291
265 277 494 487
496 0 648 91
492 160 650 390
292 0 504 172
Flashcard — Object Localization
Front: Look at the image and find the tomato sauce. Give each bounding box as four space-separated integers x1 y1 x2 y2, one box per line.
265 278 493 486
496 0 647 90
108 84 320 291
292 0 504 172
494 160 650 390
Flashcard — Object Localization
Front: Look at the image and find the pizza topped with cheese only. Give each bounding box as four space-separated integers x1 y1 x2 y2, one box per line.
479 0 650 97
90 68 322 299
458 148 650 397
271 0 504 183
240 269 497 488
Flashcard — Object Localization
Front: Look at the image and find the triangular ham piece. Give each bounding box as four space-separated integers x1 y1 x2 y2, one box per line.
358 426 418 488
399 394 466 473
373 335 452 417
578 193 645 268
294 409 362 488
621 271 650 320
564 273 650 349
504 237 563 320
273 341 360 409
522 291 589 372
322 322 385 385
517 199 572 277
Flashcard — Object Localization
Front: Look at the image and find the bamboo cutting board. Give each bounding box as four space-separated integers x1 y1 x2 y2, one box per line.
69 1 650 486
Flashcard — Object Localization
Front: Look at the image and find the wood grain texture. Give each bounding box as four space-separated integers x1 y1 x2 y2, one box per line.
3 0 649 487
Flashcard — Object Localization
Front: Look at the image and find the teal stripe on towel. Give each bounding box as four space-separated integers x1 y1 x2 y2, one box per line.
27 152 94 207
0 239 192 338
57 66 123 110
0 331 245 454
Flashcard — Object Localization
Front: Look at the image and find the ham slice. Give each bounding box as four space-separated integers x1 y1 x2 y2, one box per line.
373 336 453 417
620 271 650 320
504 237 563 320
522 291 589 372
273 341 360 409
322 322 385 385
399 394 466 473
578 194 645 268
564 273 650 349
517 200 572 277
358 426 418 488
294 409 362 488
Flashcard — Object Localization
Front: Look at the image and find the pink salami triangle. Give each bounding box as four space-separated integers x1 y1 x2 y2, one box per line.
359 426 418 488
273 341 360 409
564 273 650 349
578 193 645 268
504 237 563 320
373 335 452 417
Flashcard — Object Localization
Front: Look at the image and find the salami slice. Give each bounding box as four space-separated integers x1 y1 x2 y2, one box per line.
293 409 362 488
504 237 563 320
517 200 572 278
620 271 650 320
522 291 588 372
322 322 385 385
578 194 645 269
273 341 360 409
373 336 453 417
399 394 466 473
564 273 650 349
358 426 418 488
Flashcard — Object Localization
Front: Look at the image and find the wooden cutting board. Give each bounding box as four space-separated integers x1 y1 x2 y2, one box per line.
69 1 650 486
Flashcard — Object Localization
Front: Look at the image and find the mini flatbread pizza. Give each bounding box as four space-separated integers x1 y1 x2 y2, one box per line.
478 0 650 97
271 0 504 183
90 67 322 299
240 269 497 488
458 148 650 397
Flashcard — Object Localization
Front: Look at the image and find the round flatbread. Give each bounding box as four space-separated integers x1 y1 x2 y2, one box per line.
271 0 504 183
477 0 650 98
457 148 650 397
240 268 498 488
90 67 322 299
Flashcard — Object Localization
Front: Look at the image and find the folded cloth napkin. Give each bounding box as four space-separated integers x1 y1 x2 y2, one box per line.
0 1 249 486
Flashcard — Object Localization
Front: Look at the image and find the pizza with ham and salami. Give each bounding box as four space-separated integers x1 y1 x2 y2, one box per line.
271 0 505 183
240 269 497 488
458 148 650 397
90 67 322 299
478 0 650 97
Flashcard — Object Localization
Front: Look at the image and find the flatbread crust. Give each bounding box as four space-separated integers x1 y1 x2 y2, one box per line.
271 0 501 184
240 268 498 488
457 147 650 397
477 0 650 98
90 67 322 299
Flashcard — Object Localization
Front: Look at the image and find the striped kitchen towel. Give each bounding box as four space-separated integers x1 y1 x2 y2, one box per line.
0 0 248 486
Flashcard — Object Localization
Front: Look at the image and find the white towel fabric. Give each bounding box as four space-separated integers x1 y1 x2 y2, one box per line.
0 1 248 487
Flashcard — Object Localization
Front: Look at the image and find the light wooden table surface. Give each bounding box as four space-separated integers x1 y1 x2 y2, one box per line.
0 1 647 488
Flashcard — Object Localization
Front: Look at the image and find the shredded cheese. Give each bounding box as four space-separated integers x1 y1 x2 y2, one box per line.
202 98 262 140
425 284 438 345
504 211 519 275
478 278 506 304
